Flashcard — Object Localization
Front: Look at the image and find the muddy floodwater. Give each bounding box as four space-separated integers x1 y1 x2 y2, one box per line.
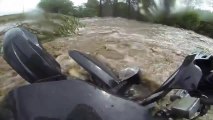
1 17 213 119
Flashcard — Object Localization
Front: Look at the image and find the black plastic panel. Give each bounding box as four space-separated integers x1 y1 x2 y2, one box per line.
9 79 158 120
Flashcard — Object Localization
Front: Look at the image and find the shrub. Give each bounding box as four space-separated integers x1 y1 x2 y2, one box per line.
154 11 201 31
177 12 201 30
17 13 83 42
38 0 74 15
196 21 213 38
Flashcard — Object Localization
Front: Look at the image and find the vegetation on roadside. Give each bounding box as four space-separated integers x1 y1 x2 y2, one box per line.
38 0 99 17
154 10 213 38
38 0 75 15
37 0 213 39
0 13 84 43
21 13 84 42
74 0 99 17
1 0 213 40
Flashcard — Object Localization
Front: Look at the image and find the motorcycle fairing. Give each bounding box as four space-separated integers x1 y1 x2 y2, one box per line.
172 53 213 91
8 79 158 120
172 54 202 91
140 53 208 105
69 50 119 89
3 27 64 83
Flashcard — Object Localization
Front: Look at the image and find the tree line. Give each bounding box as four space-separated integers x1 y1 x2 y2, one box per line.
38 0 213 39
37 0 175 20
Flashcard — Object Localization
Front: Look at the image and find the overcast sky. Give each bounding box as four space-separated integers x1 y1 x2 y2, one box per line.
0 0 212 16
0 0 87 16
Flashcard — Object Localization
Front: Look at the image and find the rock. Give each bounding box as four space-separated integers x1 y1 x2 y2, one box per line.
175 50 182 56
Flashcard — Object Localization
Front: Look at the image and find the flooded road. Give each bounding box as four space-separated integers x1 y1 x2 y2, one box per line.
1 17 213 97
46 17 213 86
1 17 213 119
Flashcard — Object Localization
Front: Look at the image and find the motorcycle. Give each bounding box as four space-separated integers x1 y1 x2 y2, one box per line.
2 27 213 120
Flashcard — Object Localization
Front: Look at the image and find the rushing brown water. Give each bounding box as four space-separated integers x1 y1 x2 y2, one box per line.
1 17 213 119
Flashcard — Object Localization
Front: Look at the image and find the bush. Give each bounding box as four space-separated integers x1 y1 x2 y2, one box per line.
196 21 213 38
177 12 201 30
38 0 74 15
116 2 129 18
155 11 201 30
54 16 84 36
17 13 83 42
154 11 213 39
73 7 98 18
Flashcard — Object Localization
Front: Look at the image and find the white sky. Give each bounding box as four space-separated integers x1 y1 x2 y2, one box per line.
0 0 212 16
0 0 87 16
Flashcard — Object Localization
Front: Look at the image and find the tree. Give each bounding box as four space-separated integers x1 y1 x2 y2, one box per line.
86 0 99 9
85 0 99 16
129 0 141 19
100 0 114 16
100 0 103 16
113 0 118 17
38 0 74 15
139 0 157 17
127 0 131 18
178 12 201 30
162 0 176 17
73 0 99 17
116 2 129 18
